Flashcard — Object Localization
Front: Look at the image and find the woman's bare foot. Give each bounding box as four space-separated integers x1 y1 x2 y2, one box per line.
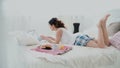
101 14 110 27
97 14 110 32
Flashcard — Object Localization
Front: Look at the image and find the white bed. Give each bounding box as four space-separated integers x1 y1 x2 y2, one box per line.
8 23 120 68
17 44 120 68
8 33 120 68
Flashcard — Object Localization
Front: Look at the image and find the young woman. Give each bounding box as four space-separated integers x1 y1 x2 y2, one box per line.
40 14 111 48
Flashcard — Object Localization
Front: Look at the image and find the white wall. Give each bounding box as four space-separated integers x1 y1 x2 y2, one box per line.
0 0 7 68
2 0 120 34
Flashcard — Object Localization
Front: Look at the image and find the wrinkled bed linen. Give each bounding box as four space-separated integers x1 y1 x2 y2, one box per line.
22 45 120 68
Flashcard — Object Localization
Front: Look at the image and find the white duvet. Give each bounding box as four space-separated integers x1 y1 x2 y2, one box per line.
22 45 120 68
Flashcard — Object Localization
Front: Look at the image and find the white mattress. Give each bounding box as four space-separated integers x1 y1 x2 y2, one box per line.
19 45 120 68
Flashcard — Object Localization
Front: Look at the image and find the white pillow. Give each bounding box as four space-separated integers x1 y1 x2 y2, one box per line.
13 31 40 46
107 22 120 36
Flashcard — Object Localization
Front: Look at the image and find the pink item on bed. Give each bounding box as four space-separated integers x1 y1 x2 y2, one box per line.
31 45 72 55
110 31 120 50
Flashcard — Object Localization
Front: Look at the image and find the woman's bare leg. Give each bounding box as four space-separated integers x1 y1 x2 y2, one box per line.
87 20 106 48
96 23 106 48
100 14 110 46
87 14 110 48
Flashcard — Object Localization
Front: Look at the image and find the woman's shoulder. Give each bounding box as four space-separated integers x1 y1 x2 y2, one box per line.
56 28 64 33
57 28 68 34
57 28 66 31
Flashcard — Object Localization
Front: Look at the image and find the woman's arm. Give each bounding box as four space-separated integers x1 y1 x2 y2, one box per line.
40 29 63 44
47 36 56 41
40 35 55 43
40 35 55 40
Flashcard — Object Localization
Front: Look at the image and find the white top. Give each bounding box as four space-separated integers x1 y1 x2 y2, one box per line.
59 28 79 45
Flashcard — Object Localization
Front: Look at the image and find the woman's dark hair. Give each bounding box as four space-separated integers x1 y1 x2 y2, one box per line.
48 18 65 28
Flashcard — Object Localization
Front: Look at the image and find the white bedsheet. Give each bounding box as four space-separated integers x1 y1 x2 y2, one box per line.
21 45 120 68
